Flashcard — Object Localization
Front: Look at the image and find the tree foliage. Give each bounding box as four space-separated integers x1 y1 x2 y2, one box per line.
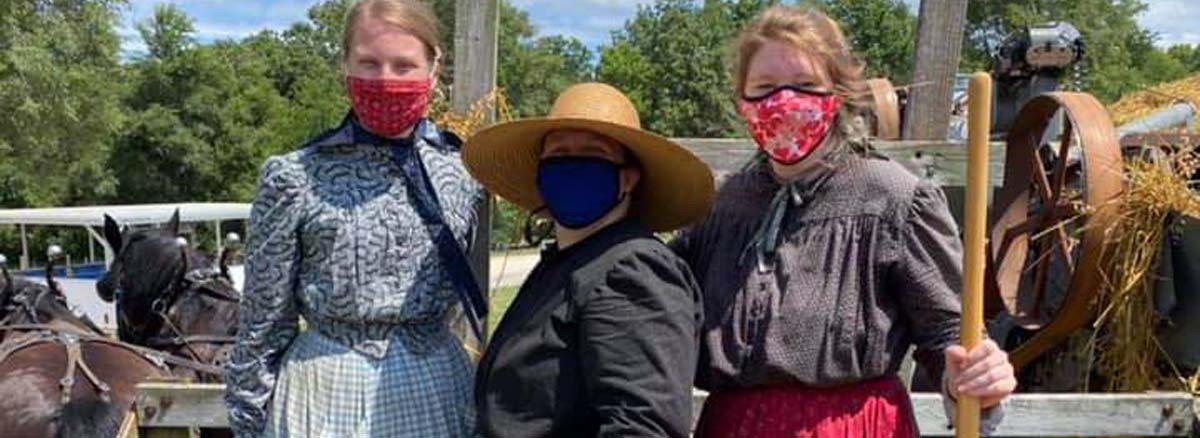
819 0 916 83
2 0 1199 255
0 0 125 209
498 4 594 118
598 0 773 138
114 5 290 203
596 0 916 138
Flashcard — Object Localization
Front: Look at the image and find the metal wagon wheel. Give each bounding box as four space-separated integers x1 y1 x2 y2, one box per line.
866 78 901 141
986 92 1124 370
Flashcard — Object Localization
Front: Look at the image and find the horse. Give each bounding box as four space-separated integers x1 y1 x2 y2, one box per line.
0 255 173 438
97 210 242 383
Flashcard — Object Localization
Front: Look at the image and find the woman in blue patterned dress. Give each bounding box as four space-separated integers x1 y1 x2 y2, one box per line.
224 1 484 436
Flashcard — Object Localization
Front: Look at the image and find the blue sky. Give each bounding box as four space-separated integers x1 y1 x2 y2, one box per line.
119 0 1200 57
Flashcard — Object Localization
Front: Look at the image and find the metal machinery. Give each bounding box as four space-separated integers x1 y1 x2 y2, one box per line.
871 22 1194 372
990 22 1086 136
869 22 1085 142
982 23 1129 371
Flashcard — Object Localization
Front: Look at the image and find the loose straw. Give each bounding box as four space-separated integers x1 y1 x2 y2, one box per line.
957 71 992 438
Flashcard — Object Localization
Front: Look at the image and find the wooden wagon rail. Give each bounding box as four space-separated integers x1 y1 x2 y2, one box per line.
675 139 1008 224
130 383 1197 437
674 139 1009 187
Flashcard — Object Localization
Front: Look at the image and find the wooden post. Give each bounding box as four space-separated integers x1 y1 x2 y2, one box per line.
20 223 28 270
957 72 992 438
452 0 499 347
903 0 969 140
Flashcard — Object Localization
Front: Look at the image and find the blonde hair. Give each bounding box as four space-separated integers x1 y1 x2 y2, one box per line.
343 0 441 62
733 6 869 114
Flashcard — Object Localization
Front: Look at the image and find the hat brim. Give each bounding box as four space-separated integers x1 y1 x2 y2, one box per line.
463 117 715 232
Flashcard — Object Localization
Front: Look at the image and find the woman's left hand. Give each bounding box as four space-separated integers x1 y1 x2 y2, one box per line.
944 339 1016 408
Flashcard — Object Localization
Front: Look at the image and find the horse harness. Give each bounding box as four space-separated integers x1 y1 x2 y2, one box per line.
0 284 60 328
0 324 227 405
0 270 236 408
137 268 241 364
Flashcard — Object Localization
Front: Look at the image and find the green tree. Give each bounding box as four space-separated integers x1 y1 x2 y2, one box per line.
820 0 916 83
497 4 594 118
136 3 195 60
598 0 773 138
1165 44 1200 73
114 6 289 203
0 0 125 209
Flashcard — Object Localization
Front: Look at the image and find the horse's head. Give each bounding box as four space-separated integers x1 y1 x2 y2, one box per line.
0 252 102 338
97 210 241 379
143 244 241 382
159 265 242 381
97 211 181 303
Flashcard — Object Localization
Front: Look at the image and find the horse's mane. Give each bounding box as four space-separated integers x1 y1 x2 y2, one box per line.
118 229 213 304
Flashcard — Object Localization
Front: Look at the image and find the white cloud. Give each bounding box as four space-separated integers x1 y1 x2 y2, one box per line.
516 0 654 48
192 23 283 40
119 0 314 57
1139 0 1200 47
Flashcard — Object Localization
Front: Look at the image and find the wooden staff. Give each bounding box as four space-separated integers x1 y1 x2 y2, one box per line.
957 71 992 438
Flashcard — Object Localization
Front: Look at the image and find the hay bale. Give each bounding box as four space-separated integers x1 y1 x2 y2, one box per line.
1108 74 1200 127
1089 148 1200 392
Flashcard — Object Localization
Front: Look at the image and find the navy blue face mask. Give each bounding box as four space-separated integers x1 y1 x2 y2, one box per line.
536 156 626 230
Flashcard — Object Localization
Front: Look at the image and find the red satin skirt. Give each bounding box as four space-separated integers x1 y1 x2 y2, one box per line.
696 376 918 438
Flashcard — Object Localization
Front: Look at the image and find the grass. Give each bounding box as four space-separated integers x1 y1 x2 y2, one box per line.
488 286 519 335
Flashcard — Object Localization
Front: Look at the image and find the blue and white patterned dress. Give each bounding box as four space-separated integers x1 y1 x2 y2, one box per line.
225 115 484 438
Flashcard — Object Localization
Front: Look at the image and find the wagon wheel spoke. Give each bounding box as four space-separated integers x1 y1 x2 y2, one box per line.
997 217 1041 260
1029 236 1055 321
1052 227 1076 270
1031 147 1056 202
1052 118 1074 201
1050 120 1078 270
1030 140 1078 272
1027 209 1082 243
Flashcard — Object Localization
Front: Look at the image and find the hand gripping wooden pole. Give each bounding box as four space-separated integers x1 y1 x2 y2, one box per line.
957 72 992 438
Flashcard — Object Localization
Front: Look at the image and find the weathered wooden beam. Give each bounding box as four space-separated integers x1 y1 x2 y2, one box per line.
903 0 969 140
691 391 1196 437
135 384 1197 437
672 138 1007 188
452 0 498 346
134 383 225 429
673 138 1002 227
911 392 1196 437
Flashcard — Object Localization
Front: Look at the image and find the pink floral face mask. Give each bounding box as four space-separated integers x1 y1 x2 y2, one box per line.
738 86 842 165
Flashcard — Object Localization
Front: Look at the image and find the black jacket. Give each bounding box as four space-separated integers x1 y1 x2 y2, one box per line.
476 219 703 438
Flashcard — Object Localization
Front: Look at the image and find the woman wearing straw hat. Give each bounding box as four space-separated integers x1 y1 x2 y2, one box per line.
670 6 1016 437
466 83 712 438
225 1 484 437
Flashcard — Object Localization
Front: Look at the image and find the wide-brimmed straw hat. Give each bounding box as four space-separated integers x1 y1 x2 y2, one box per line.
463 83 714 232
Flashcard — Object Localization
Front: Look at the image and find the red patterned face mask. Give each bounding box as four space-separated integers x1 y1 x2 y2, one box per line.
738 87 842 165
347 76 433 138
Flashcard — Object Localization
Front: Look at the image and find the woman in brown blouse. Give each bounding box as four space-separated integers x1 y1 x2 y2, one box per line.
672 6 1017 437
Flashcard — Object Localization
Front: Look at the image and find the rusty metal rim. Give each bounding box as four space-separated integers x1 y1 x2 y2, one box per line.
988 92 1124 371
867 78 901 141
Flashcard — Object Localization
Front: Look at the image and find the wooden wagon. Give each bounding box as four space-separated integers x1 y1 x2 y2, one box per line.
123 140 1199 437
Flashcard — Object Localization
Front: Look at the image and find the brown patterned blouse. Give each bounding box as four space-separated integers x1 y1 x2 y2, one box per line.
671 146 964 392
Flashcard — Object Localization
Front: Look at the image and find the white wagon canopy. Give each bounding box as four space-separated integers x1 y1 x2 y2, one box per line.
0 203 251 330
